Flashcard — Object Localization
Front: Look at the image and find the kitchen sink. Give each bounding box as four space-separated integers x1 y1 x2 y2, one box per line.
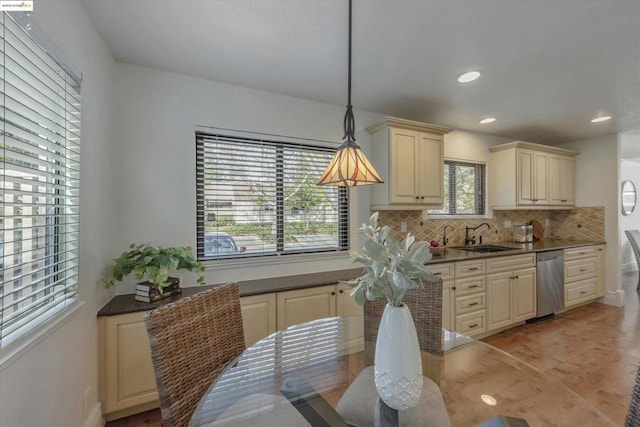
449 245 516 253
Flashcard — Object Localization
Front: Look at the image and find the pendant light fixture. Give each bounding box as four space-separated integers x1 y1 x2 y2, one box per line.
317 0 383 187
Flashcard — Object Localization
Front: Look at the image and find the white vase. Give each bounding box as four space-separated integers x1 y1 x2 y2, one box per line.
374 303 423 411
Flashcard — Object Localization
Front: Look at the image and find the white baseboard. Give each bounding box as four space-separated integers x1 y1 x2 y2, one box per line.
622 262 638 273
82 402 104 427
602 289 625 307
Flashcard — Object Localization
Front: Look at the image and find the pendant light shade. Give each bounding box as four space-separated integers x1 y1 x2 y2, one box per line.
317 0 383 187
317 140 383 186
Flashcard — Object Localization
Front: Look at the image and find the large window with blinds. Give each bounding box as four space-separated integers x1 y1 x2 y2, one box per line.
0 13 81 347
429 160 485 215
196 130 348 260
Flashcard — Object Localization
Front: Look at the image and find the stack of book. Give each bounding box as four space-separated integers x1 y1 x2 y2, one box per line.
135 277 181 303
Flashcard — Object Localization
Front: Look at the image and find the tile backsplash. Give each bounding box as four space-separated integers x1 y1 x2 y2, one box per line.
375 206 604 246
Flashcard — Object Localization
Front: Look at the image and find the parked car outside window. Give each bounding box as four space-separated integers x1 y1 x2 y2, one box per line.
204 231 246 256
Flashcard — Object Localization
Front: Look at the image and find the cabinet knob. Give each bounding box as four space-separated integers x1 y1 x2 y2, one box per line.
331 291 336 296
468 284 479 289
339 289 344 294
468 267 479 271
468 302 479 306
469 323 479 329
561 199 568 202
415 196 420 200
421 196 425 200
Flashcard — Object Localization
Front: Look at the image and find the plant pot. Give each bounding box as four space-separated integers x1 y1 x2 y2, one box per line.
374 303 422 410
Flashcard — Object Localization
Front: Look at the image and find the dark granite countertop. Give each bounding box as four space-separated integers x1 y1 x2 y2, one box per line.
97 239 605 317
97 268 363 317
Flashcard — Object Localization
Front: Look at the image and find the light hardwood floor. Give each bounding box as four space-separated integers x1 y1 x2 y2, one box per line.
106 271 640 426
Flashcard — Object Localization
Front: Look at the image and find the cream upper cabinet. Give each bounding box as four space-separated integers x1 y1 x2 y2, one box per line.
548 154 576 205
367 117 452 210
490 141 578 210
517 149 548 205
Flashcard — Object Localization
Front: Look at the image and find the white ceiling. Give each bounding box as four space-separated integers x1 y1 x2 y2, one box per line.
80 0 640 145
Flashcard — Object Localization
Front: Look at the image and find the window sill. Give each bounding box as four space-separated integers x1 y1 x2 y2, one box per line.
0 299 85 371
203 251 353 271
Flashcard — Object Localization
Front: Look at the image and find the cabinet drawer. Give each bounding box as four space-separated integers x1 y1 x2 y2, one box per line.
564 246 597 261
455 275 485 295
429 262 455 281
455 259 485 277
564 258 597 282
455 293 486 315
486 253 536 273
565 277 597 307
455 310 486 336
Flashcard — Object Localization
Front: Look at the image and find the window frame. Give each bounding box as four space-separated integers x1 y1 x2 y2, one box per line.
429 159 486 217
195 129 349 261
0 11 82 350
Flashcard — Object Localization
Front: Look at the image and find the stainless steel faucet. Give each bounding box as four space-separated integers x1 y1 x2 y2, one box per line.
443 225 454 246
465 222 491 245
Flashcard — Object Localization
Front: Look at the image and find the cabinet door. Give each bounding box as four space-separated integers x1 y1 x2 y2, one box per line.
549 154 575 205
517 149 548 205
101 312 158 414
596 245 606 297
417 133 444 205
240 293 276 347
517 149 535 205
486 272 512 331
533 151 548 204
389 128 419 204
442 280 455 331
277 285 337 329
513 268 537 322
336 284 363 317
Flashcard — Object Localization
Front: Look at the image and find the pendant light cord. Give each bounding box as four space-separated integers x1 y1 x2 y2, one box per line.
343 0 356 143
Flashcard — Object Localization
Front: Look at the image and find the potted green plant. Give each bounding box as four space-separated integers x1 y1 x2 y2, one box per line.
101 244 205 296
341 212 437 307
341 212 438 411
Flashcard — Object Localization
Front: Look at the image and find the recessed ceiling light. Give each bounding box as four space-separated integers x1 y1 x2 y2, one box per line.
457 70 481 83
481 394 497 406
479 117 496 124
591 115 612 123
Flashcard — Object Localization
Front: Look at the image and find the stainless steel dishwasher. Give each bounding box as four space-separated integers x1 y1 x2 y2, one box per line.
536 250 564 317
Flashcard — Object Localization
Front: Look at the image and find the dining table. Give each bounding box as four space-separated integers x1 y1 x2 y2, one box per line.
188 316 615 426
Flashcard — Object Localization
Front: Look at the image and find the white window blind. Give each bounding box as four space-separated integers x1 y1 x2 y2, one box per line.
196 129 348 260
0 12 81 347
430 160 485 215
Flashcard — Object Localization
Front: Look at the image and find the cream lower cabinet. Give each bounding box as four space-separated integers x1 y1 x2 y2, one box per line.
101 284 363 420
240 293 276 347
100 312 159 421
454 259 486 337
429 262 455 330
486 253 537 332
486 268 536 332
276 283 363 328
596 245 606 297
564 246 600 307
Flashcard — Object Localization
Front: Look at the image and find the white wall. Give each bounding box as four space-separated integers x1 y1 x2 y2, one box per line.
112 62 384 293
620 131 640 272
559 134 622 305
0 1 116 427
